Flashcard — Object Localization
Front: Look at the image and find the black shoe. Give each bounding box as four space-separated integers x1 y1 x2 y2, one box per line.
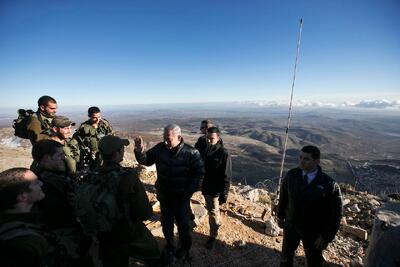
205 237 216 250
161 248 175 266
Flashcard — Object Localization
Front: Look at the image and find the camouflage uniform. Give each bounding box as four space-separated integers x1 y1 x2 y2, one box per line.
31 135 81 179
75 119 113 168
0 212 49 267
97 162 161 267
26 111 53 144
63 138 81 179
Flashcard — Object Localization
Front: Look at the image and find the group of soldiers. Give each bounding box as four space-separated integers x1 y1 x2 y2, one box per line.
0 95 343 267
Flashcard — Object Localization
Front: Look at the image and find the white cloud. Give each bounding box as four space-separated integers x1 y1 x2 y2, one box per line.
241 99 400 110
353 99 400 109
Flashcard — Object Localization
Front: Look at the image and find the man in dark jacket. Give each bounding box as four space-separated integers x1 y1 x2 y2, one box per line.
201 126 232 250
194 119 213 158
134 124 204 264
97 135 160 267
277 145 342 267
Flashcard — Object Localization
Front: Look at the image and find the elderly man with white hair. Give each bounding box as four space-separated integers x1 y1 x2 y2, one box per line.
134 124 204 264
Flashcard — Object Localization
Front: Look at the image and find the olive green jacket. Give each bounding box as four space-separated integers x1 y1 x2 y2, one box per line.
63 138 81 178
74 119 113 165
26 111 53 144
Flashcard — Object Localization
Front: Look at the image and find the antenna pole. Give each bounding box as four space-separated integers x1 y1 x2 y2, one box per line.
276 19 304 201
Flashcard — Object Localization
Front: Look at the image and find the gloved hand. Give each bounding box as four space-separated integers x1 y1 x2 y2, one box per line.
218 194 227 205
314 235 328 250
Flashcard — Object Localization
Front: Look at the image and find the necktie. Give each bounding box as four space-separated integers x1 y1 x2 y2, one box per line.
303 174 309 184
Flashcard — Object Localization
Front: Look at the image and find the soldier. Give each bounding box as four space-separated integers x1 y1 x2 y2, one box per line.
49 116 81 179
0 167 48 267
194 119 213 158
97 135 160 267
26 95 57 144
31 139 77 230
277 145 343 267
74 106 113 169
32 139 94 266
134 124 204 264
201 126 232 250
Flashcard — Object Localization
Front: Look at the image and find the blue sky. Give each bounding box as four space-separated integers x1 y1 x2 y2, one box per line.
0 0 399 108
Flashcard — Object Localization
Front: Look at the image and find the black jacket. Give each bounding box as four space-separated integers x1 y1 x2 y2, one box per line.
277 166 342 242
135 139 204 198
194 135 207 158
201 140 232 198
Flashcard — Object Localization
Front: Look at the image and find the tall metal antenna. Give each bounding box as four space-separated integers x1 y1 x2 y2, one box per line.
276 18 304 197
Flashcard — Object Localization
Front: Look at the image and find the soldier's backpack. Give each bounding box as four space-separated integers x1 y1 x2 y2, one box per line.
12 109 47 139
12 109 35 139
0 221 74 267
73 170 128 235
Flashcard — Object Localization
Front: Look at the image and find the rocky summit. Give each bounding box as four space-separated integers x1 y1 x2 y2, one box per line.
1 127 399 266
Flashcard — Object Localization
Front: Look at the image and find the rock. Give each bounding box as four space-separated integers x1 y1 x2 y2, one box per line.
265 216 282 237
261 207 271 221
342 224 368 240
387 193 400 201
191 202 208 226
236 186 269 203
233 240 246 248
343 198 351 206
349 204 361 213
365 202 400 267
368 198 380 207
349 256 363 267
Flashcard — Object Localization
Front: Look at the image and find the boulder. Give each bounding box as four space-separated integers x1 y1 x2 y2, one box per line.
342 224 368 240
191 202 208 226
348 204 361 213
365 202 400 267
265 216 282 237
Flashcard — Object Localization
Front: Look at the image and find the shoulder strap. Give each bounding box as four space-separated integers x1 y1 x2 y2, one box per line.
0 221 43 241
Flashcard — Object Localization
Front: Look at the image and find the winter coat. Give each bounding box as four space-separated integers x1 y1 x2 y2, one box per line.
201 140 232 198
135 139 204 199
277 166 342 242
194 135 207 158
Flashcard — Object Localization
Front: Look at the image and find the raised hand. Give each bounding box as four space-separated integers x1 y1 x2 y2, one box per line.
134 136 144 152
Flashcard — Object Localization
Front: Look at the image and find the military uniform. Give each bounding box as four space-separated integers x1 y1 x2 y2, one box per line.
26 111 53 144
33 168 77 229
0 212 49 267
97 162 160 267
75 119 113 168
63 138 81 178
33 168 92 265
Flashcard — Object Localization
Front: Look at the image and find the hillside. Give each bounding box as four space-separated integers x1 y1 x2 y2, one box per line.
1 127 396 266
